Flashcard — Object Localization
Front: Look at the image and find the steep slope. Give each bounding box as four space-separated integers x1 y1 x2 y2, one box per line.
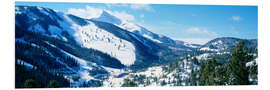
15 5 175 75
15 5 176 87
16 6 151 67
92 10 196 49
15 6 127 68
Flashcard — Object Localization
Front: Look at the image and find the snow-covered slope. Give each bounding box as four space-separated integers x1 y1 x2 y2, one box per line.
16 6 136 66
71 21 136 66
15 6 258 87
92 11 176 45
92 10 202 50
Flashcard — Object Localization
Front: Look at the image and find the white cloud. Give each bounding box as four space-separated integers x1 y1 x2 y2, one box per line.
191 14 197 16
185 27 219 38
130 4 152 11
110 11 135 22
174 38 212 45
105 3 129 8
67 5 135 22
232 16 241 21
67 6 103 19
105 3 153 11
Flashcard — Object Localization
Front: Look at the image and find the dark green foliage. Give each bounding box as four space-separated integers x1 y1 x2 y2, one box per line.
248 64 258 85
199 58 218 85
16 64 69 88
227 40 252 85
160 80 166 86
122 78 138 87
190 69 199 85
131 75 146 85
46 80 59 88
192 57 199 65
24 79 37 88
198 40 256 85
72 76 81 82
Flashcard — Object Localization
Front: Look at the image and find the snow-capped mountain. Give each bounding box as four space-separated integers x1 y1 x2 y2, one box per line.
15 6 258 88
92 10 187 47
15 6 198 87
15 6 163 68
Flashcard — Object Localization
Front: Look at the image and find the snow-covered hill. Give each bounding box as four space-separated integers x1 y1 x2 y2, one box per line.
199 37 257 52
16 6 139 66
15 6 258 87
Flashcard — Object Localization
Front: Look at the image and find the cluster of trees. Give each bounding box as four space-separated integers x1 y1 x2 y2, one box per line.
24 79 59 88
121 74 154 87
15 63 69 88
199 41 257 85
122 78 138 87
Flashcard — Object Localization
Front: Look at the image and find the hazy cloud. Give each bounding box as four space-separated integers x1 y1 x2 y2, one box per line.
130 4 152 11
232 16 241 21
173 38 212 44
110 11 135 22
105 3 129 8
185 27 219 38
191 14 197 16
68 6 102 19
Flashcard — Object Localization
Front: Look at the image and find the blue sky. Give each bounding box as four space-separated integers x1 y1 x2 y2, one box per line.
15 2 258 44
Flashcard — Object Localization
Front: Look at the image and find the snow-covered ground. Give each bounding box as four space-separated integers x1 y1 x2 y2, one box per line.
200 47 219 52
59 48 96 87
71 22 136 66
246 58 258 67
102 67 130 87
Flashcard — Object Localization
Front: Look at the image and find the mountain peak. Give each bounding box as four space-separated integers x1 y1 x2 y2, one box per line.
93 10 122 25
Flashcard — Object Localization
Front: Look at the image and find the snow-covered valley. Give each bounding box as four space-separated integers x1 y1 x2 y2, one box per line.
15 5 258 88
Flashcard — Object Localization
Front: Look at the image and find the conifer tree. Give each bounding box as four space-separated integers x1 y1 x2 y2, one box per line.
227 40 252 85
24 79 36 88
46 80 59 88
199 58 217 85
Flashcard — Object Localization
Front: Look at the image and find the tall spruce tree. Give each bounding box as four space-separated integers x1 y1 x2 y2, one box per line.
199 58 217 85
227 40 252 85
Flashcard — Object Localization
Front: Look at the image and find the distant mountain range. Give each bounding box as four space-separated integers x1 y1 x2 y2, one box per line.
15 6 258 87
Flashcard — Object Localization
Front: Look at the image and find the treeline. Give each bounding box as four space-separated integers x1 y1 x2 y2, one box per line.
199 41 257 85
15 63 69 88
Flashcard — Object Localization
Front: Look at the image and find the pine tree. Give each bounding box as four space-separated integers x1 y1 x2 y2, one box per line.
122 78 138 87
46 80 59 88
227 40 252 85
24 79 36 88
199 58 217 85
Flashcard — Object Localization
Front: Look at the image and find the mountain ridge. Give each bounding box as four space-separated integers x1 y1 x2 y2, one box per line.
15 5 258 87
